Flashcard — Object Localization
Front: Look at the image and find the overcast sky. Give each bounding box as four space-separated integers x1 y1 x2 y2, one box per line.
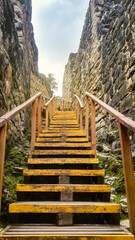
32 0 89 96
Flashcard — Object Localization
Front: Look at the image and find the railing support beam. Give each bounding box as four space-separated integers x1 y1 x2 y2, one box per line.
45 106 48 130
91 100 96 156
80 108 83 130
118 123 135 234
60 101 62 111
0 123 7 214
75 98 77 116
63 100 64 111
31 100 36 153
38 96 41 136
68 102 69 111
85 96 89 139
77 103 79 124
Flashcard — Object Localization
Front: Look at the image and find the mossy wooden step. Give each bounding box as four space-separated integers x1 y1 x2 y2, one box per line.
40 131 86 137
1 225 134 239
41 130 83 133
49 125 79 128
52 117 76 119
65 138 88 142
54 111 75 113
50 121 78 124
16 184 111 193
55 111 75 114
32 150 95 156
50 120 78 123
9 201 120 214
28 158 99 165
34 143 91 148
23 169 105 177
52 119 77 121
52 117 77 120
36 138 63 142
49 128 80 131
36 138 88 143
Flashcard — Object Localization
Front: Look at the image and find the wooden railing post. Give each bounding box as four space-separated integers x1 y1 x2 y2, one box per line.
80 108 83 130
45 106 48 130
38 95 41 136
50 102 52 120
85 96 89 139
68 102 69 111
63 100 64 111
55 98 57 112
91 100 96 156
0 123 7 214
75 98 77 116
118 123 135 234
77 102 79 124
52 99 54 117
31 100 36 152
60 101 62 111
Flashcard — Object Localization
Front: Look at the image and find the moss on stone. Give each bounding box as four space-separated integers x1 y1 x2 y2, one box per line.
1 136 30 223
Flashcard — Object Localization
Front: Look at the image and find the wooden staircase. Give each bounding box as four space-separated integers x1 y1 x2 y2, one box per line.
0 111 134 239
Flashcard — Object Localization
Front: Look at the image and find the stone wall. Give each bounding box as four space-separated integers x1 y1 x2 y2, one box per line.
30 73 52 101
0 0 51 141
63 0 135 156
0 0 37 116
63 53 77 100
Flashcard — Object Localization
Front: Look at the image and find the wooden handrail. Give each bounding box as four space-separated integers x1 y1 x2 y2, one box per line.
0 92 41 128
74 95 83 109
56 97 71 111
56 96 72 103
44 96 55 107
74 95 84 130
0 92 42 214
45 96 57 130
85 91 135 234
85 92 135 133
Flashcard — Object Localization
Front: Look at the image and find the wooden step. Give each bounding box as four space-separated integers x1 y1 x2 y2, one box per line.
34 143 91 148
9 201 120 214
50 120 78 123
49 125 79 128
52 116 77 118
36 138 88 143
66 138 88 142
36 138 63 142
50 121 78 124
49 128 80 131
41 130 86 134
52 117 77 119
39 132 86 137
23 169 105 177
53 112 76 115
32 150 95 156
28 158 99 165
54 111 75 114
1 225 134 239
16 184 111 193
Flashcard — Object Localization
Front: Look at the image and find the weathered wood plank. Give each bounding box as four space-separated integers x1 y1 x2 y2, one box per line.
23 169 105 177
16 184 111 193
0 123 7 213
0 235 134 239
9 201 121 214
28 158 99 164
34 143 91 148
32 150 95 156
36 138 88 143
